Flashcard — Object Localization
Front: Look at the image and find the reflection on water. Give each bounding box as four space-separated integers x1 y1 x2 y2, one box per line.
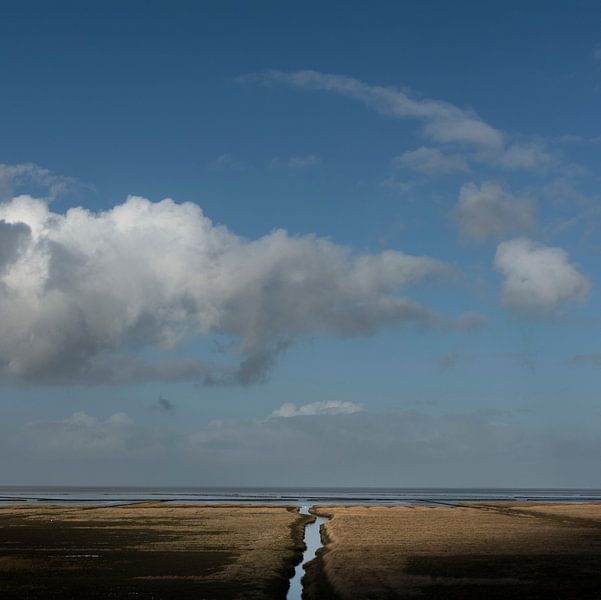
287 505 329 600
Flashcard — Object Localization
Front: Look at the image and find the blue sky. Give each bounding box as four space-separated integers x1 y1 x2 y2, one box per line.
1 1 601 486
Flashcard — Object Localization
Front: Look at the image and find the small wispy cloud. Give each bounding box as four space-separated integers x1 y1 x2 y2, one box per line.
493 140 552 170
153 396 176 413
382 177 414 194
241 69 504 149
454 181 537 242
438 352 458 371
207 153 249 171
454 312 488 332
393 147 470 176
240 70 553 171
270 154 321 170
0 163 84 202
568 353 601 366
269 400 363 418
556 134 601 145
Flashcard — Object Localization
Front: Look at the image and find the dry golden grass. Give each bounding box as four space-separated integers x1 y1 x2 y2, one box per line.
308 503 601 599
0 503 308 599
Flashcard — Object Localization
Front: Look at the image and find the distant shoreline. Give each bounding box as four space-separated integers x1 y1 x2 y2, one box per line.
2 486 601 506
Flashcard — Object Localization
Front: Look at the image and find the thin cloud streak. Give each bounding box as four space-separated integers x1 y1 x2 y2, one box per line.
241 70 553 170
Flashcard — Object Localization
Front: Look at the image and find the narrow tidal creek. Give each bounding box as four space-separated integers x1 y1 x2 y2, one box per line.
287 505 329 600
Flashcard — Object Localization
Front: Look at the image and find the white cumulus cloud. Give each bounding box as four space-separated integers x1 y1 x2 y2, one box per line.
455 181 537 242
494 238 591 313
0 190 459 385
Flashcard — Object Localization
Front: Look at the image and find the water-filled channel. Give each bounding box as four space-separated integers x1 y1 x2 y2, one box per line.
287 505 328 600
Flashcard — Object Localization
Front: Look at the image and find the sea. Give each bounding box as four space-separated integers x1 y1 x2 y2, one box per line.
1 486 601 506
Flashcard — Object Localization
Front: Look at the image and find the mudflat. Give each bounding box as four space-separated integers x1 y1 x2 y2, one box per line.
0 503 308 600
307 503 601 599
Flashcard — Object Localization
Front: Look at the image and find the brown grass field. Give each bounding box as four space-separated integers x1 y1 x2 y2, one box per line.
4 502 601 599
0 503 309 600
306 503 601 599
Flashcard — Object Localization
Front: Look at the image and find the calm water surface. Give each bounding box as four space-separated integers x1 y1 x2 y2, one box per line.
287 506 328 600
1 486 601 506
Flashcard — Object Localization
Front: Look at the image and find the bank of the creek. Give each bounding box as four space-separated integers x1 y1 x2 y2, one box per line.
287 506 329 600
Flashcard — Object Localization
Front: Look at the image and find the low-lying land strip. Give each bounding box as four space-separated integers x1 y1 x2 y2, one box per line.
0 503 309 599
307 503 601 599
4 502 601 599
